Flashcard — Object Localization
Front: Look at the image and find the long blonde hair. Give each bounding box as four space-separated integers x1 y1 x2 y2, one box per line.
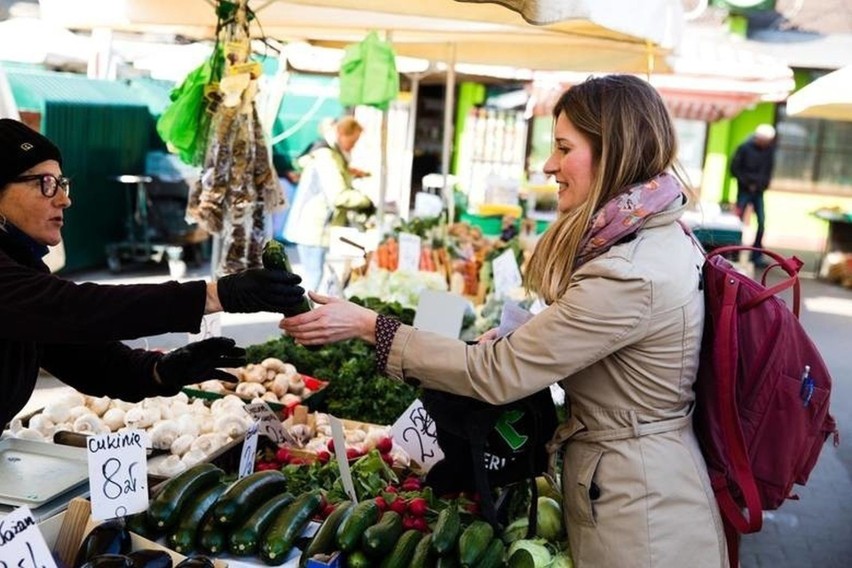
526 75 685 304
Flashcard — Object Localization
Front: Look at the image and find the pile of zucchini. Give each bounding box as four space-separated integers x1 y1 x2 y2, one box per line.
128 464 322 566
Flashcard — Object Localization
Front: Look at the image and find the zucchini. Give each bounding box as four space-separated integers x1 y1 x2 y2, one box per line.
168 483 227 554
147 464 223 530
261 239 290 271
458 520 494 566
477 538 506 568
196 513 227 556
361 511 403 558
229 493 295 556
345 551 370 568
212 469 288 528
436 556 460 568
430 504 461 556
259 491 323 565
410 534 436 568
336 500 381 552
300 500 355 568
124 512 158 540
379 529 423 568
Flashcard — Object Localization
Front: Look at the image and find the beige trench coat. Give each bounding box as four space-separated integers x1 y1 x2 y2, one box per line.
385 199 729 567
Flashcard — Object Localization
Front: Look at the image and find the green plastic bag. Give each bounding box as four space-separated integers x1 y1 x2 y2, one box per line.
156 50 219 165
339 31 399 110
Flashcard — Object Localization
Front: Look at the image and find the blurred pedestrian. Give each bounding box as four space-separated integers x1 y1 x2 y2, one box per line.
731 123 776 267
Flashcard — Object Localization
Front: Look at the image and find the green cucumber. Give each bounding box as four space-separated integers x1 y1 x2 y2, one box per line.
436 555 460 568
345 551 370 568
458 520 495 566
430 504 461 555
300 501 355 567
212 470 288 528
379 529 423 568
410 533 436 568
168 482 227 554
361 510 403 558
477 538 506 568
229 492 295 556
259 491 323 565
336 500 381 552
147 464 223 530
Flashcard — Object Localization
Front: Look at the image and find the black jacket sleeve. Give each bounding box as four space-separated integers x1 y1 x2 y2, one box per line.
0 251 207 343
40 342 181 402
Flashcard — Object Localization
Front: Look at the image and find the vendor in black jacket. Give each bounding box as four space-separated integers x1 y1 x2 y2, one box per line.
0 118 305 428
730 123 776 267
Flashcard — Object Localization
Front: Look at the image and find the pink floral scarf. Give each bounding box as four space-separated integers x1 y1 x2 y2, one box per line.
574 172 683 268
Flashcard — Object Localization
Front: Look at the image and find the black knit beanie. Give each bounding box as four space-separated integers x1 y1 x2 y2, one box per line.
0 119 63 189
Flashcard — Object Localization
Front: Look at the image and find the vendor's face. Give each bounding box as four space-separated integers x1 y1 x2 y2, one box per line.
0 160 70 246
544 112 596 214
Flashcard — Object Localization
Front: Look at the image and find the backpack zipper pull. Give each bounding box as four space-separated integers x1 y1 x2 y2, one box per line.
799 365 814 407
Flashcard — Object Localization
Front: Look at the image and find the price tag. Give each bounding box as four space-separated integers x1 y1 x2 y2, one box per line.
329 416 358 502
390 399 444 472
397 232 422 273
243 402 294 446
86 430 149 521
0 506 57 568
238 421 260 479
492 248 523 297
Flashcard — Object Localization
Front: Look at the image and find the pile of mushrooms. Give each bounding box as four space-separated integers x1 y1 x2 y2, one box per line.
193 357 316 407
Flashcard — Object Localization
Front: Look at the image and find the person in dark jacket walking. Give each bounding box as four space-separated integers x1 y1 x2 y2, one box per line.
730 124 776 267
0 118 305 428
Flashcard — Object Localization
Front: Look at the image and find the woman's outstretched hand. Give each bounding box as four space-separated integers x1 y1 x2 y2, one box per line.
279 292 379 346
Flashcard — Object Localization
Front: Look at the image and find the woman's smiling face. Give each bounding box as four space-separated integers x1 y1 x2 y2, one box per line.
543 112 596 214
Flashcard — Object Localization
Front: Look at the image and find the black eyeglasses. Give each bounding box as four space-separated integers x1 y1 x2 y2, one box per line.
10 174 71 198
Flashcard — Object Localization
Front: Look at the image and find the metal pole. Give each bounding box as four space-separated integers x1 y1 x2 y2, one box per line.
376 31 393 229
400 73 421 221
441 44 457 224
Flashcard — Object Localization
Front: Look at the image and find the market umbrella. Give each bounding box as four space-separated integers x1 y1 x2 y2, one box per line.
785 65 852 122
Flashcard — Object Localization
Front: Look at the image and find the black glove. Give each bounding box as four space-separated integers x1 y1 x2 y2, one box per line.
217 268 304 313
155 337 246 387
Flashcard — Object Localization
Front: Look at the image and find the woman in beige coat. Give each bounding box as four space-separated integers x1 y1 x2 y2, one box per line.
282 75 728 567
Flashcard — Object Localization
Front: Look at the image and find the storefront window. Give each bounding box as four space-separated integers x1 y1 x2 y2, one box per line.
774 106 852 195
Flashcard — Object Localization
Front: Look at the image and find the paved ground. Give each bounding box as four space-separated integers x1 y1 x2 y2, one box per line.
23 258 852 566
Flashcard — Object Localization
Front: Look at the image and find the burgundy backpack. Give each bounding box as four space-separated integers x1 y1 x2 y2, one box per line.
692 245 839 567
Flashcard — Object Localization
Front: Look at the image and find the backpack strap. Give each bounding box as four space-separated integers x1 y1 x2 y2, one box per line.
713 274 764 536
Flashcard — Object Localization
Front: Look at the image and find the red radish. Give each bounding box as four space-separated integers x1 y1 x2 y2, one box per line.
275 447 291 464
381 453 394 467
407 497 428 517
326 439 336 453
375 436 393 454
403 476 422 490
315 450 331 464
464 502 480 515
384 485 398 493
289 457 307 466
375 496 388 511
389 498 408 515
321 502 336 518
345 448 362 461
412 517 429 532
402 515 416 530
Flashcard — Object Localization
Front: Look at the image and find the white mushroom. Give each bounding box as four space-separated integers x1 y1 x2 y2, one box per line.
270 373 290 398
28 414 56 438
199 416 215 434
73 414 109 435
189 399 209 415
124 407 158 429
242 364 266 384
170 434 195 457
236 382 266 399
67 405 95 422
175 414 201 438
42 402 72 424
345 429 367 444
190 432 229 454
154 455 187 477
288 424 313 445
101 408 126 431
390 446 411 468
149 420 181 450
85 396 111 417
181 449 208 467
109 399 135 412
56 390 86 408
281 394 301 407
199 379 226 394
15 428 46 441
214 414 250 438
287 375 305 396
261 391 280 403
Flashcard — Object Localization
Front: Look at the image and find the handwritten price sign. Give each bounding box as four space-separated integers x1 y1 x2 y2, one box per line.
86 430 149 521
390 399 444 471
243 403 294 446
0 506 57 568
238 421 260 479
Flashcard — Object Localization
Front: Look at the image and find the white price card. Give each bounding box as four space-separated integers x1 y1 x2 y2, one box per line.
243 402 294 446
492 248 523 297
413 290 469 339
397 232 422 273
329 416 358 503
238 421 260 479
390 399 444 472
0 506 57 568
86 430 149 521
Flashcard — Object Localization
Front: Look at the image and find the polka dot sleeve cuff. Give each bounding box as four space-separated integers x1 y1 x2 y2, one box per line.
375 314 402 374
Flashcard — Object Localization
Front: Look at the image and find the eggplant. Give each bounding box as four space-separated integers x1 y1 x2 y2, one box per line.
79 554 132 568
174 557 215 568
75 521 132 568
127 550 173 568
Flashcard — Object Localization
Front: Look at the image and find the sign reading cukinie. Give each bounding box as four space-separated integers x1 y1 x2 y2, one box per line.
86 430 149 521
